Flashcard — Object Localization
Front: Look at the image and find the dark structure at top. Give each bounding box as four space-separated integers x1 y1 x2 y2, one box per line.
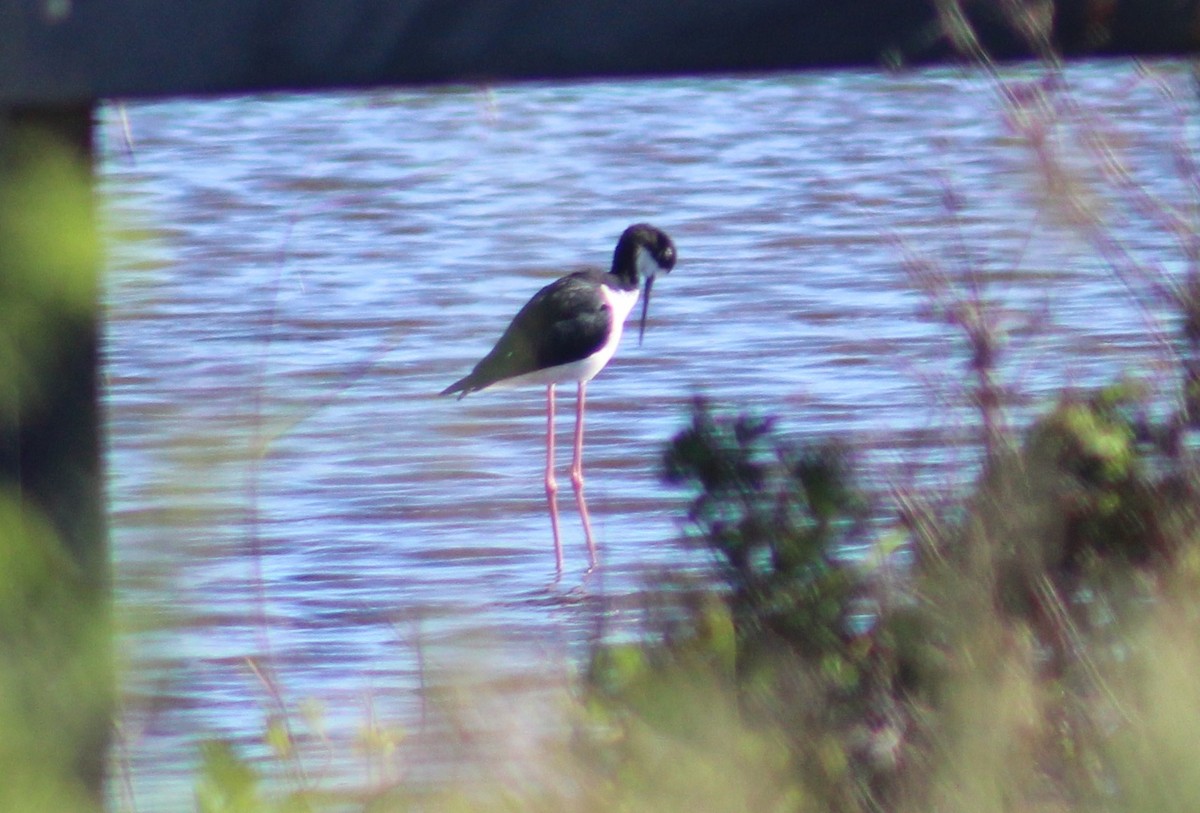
2 0 1198 105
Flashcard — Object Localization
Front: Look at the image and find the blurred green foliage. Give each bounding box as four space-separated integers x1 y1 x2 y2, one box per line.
0 119 108 812
580 377 1200 813
0 124 99 426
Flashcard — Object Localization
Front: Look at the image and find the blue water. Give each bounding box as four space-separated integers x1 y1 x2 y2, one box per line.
101 62 1195 806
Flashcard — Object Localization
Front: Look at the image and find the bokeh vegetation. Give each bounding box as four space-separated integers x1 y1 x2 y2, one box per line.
0 118 110 811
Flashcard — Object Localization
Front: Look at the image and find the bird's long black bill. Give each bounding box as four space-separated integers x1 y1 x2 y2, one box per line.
638 276 655 346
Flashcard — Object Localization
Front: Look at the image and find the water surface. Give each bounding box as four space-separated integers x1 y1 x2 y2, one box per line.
102 62 1195 805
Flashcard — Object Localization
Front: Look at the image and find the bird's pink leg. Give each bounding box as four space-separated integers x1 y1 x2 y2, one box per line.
545 384 563 574
572 381 597 568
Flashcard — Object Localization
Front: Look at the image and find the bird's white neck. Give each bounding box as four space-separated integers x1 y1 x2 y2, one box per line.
602 282 640 328
635 244 661 286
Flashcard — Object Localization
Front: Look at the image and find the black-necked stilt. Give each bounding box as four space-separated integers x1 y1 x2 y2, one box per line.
441 223 677 573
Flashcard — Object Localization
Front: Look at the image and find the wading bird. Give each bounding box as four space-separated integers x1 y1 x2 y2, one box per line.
441 224 677 573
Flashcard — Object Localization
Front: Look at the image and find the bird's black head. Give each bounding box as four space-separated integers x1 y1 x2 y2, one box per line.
612 223 676 288
611 223 676 345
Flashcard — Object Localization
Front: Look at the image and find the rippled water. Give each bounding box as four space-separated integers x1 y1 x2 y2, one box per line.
102 61 1196 805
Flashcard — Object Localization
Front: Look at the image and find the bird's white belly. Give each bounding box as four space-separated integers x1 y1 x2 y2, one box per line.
489 284 640 390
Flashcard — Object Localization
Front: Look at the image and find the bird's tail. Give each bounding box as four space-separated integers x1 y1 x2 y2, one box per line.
439 376 473 400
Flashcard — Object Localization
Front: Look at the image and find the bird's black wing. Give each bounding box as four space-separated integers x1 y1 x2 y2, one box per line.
441 270 612 397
